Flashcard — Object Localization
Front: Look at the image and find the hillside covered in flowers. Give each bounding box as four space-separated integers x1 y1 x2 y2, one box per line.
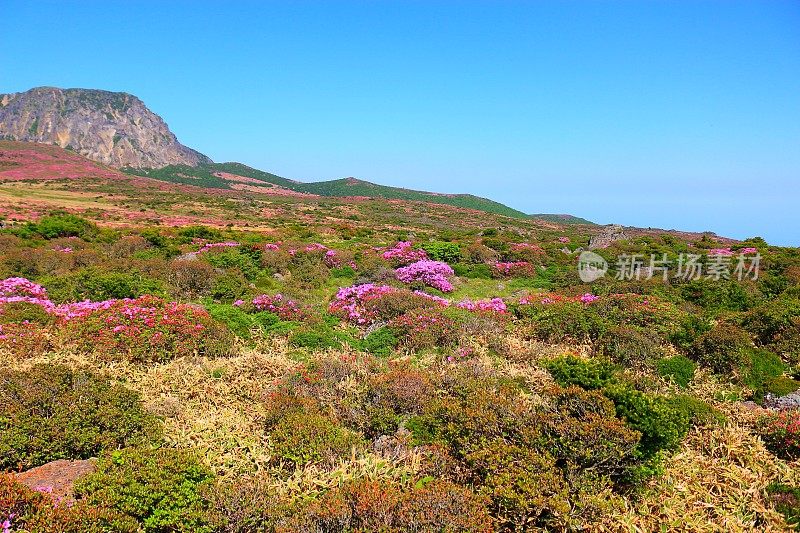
0 202 797 532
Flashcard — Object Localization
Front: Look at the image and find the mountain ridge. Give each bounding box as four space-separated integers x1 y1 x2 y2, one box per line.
0 87 210 168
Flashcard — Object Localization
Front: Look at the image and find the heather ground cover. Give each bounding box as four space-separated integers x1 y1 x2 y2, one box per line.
1 209 799 531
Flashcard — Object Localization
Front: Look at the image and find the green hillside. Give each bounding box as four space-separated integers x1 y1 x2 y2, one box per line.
530 213 595 225
123 164 529 218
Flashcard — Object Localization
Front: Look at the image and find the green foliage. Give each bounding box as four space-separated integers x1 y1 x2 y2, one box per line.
30 213 97 240
0 365 161 471
0 301 54 325
768 483 800 527
452 262 492 279
545 355 617 390
209 270 249 301
596 325 664 367
420 241 461 263
657 355 697 388
203 248 260 280
42 268 165 303
740 348 790 401
362 326 398 356
74 447 215 532
679 279 753 314
690 323 752 374
602 383 691 460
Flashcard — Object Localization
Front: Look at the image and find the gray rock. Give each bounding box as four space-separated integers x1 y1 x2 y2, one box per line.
0 87 211 168
764 390 800 411
589 224 628 249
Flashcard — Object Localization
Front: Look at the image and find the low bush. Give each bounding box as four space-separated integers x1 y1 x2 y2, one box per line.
32 213 97 240
657 355 697 388
545 355 617 390
361 326 398 356
0 475 138 533
0 365 161 471
690 323 752 374
767 483 800 527
757 411 800 460
389 308 458 350
42 268 165 303
268 409 363 467
740 348 788 401
596 325 664 367
602 383 691 460
419 241 461 263
281 479 493 532
74 447 215 532
62 296 236 362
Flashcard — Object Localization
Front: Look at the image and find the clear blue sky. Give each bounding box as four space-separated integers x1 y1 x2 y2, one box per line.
2 1 799 245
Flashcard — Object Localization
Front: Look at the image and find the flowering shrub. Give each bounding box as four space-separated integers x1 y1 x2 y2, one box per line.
414 290 451 307
390 308 458 350
757 411 800 460
456 297 507 313
251 294 306 321
707 247 734 256
492 261 537 278
381 241 428 265
395 260 454 292
61 295 235 362
197 241 240 253
329 284 397 324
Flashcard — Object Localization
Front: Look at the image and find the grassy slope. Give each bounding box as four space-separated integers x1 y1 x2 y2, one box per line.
123 163 530 218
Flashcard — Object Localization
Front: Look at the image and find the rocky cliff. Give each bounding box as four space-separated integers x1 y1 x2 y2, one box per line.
0 87 211 168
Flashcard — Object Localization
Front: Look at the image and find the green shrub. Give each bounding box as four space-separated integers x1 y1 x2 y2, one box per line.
74 447 215 532
0 301 54 325
209 270 249 301
596 326 664 367
657 355 697 388
767 483 800 527
32 213 97 239
690 323 752 373
289 325 356 351
452 262 492 279
545 355 617 390
269 411 363 467
205 303 257 338
362 326 398 356
204 248 261 281
176 225 222 243
420 241 461 263
42 268 165 303
602 384 691 460
517 301 609 342
0 365 161 471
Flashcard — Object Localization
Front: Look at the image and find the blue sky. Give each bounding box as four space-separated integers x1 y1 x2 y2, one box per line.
2 1 799 244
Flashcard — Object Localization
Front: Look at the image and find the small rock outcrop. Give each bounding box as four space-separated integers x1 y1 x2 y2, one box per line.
14 458 97 503
0 87 211 168
588 224 628 249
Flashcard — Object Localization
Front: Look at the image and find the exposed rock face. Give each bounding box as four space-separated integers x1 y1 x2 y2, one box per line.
589 224 628 249
0 87 211 168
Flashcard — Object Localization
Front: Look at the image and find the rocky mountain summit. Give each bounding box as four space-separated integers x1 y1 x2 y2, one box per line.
0 87 211 168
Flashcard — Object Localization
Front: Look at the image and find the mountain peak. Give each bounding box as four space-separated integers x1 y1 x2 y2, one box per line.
0 87 210 168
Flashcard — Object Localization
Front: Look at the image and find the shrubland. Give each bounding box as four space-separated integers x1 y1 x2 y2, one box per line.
0 211 799 531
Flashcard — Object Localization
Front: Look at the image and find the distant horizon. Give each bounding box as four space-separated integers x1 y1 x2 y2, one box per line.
3 1 798 245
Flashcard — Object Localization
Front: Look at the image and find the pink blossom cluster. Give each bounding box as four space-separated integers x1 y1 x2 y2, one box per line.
395 260 454 292
413 290 451 307
447 346 474 363
739 247 758 254
264 242 281 251
197 241 240 253
251 294 305 321
558 236 571 243
3 514 14 533
0 277 49 298
493 261 534 277
707 247 734 256
324 249 340 268
511 243 544 253
53 246 73 253
580 293 600 304
456 297 507 313
381 241 428 265
329 283 397 324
